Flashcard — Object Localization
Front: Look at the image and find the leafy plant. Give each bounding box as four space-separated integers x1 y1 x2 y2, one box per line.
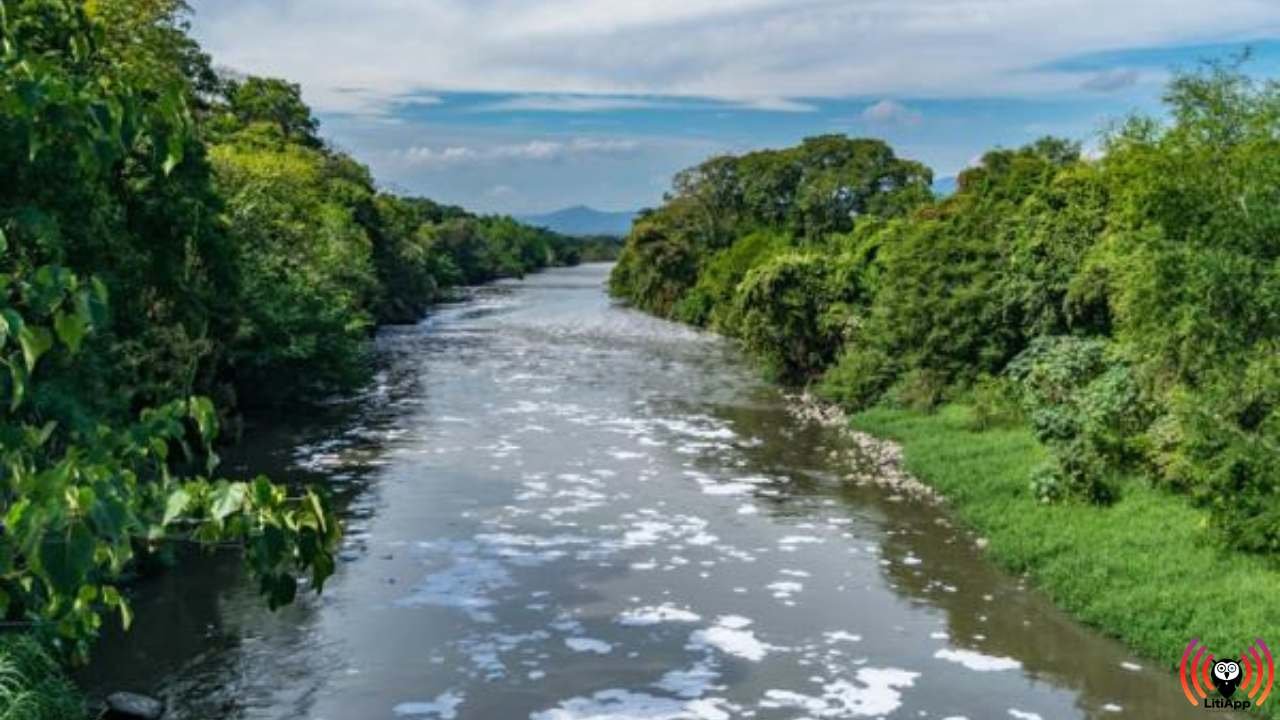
0 254 341 656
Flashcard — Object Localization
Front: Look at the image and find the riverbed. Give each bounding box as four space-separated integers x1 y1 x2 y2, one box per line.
81 263 1207 719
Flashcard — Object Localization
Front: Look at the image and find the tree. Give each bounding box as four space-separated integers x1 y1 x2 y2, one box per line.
225 77 321 147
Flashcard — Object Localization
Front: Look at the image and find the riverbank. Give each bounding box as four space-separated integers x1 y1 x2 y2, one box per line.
849 403 1280 717
0 637 82 720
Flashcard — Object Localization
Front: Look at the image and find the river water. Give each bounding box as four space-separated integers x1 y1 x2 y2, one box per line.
82 263 1208 719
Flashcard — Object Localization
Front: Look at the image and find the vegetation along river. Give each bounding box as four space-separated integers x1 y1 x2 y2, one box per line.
81 264 1212 719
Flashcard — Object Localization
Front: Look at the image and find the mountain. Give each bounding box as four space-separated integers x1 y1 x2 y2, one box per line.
518 205 637 237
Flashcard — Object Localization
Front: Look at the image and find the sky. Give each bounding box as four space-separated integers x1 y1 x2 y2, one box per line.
188 0 1280 214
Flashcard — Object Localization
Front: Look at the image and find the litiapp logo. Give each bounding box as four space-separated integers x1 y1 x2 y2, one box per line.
1180 638 1273 710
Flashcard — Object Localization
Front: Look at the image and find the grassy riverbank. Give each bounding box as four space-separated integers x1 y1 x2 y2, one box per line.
0 638 82 720
853 404 1280 716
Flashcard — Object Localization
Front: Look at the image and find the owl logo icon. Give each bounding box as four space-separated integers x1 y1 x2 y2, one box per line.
1179 638 1273 709
1212 659 1242 698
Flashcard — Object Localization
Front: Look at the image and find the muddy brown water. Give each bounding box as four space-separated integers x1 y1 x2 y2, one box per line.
81 263 1214 719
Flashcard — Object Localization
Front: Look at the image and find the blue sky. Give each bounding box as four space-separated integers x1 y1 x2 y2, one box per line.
189 1 1280 214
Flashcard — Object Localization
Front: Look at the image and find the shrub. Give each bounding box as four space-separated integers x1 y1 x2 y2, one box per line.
889 368 949 413
815 344 897 410
1006 336 1148 504
966 375 1024 431
733 252 843 382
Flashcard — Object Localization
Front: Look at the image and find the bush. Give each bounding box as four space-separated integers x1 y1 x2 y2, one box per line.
1006 336 1147 504
966 375 1024 431
889 368 948 413
816 344 897 410
733 252 843 382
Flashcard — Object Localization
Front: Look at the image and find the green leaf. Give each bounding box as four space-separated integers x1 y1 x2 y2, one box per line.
162 487 190 526
89 495 129 538
0 309 21 349
102 586 132 630
38 522 95 596
53 310 89 353
210 483 247 522
0 225 7 254
8 359 28 411
162 133 184 176
188 396 218 444
18 324 53 371
306 489 329 535
88 277 109 325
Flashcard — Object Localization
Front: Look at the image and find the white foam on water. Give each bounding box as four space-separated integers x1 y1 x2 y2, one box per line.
616 604 702 626
1102 704 1123 713
934 648 1022 672
1120 661 1143 671
565 637 613 654
530 690 738 720
824 631 863 644
688 616 771 662
767 581 803 599
457 630 550 680
654 660 721 698
761 667 919 718
698 481 758 497
778 535 824 546
654 418 737 441
1008 709 1044 719
396 549 512 623
736 504 758 515
393 691 464 718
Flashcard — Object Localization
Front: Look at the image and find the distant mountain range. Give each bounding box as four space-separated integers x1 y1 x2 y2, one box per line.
518 205 637 237
520 183 959 238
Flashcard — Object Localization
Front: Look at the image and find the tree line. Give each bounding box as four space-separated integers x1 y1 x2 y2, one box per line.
611 60 1279 554
0 0 584 670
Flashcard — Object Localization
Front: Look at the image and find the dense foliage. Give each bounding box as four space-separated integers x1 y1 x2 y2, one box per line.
0 0 587 679
611 64 1280 553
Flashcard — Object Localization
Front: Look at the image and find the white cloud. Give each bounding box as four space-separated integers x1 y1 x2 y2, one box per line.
190 0 1280 116
475 94 816 113
398 137 641 167
1080 68 1141 92
862 99 922 125
727 96 818 113
477 95 665 112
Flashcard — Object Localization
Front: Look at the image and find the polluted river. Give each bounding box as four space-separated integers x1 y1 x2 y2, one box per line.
82 263 1211 719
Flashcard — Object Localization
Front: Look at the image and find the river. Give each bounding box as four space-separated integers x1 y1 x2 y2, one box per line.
81 263 1208 719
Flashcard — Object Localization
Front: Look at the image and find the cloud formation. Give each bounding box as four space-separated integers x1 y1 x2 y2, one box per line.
190 0 1280 115
1080 68 1142 92
397 137 642 167
862 99 922 125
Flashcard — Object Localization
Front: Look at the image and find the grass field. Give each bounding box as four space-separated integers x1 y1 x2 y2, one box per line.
852 404 1280 717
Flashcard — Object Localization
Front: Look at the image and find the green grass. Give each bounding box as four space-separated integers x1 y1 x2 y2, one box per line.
0 637 83 720
853 404 1280 717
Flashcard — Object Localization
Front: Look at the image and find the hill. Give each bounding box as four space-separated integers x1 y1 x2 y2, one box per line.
519 205 637 237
